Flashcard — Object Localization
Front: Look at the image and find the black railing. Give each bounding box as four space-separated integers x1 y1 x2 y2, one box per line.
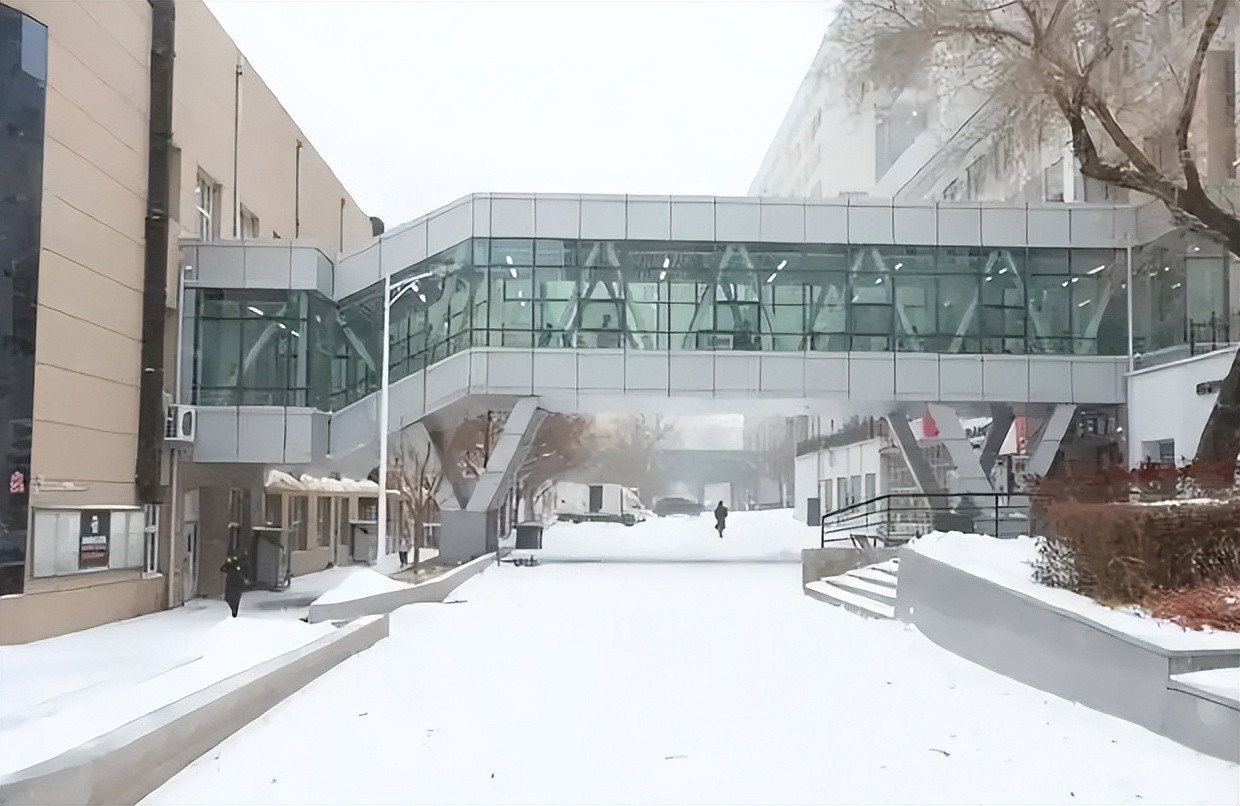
1189 313 1238 357
819 492 1048 550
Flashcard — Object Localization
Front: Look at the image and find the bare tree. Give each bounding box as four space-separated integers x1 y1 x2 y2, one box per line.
389 435 443 568
832 0 1239 463
449 411 506 478
831 0 1238 254
516 414 598 517
592 415 675 501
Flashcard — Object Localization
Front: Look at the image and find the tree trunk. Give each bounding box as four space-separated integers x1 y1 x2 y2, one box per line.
1194 348 1240 467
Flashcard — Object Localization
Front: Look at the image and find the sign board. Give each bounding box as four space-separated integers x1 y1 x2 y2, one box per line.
79 511 111 570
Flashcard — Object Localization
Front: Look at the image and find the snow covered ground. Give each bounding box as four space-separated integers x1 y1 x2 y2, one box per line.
535 508 821 562
144 561 1238 806
0 571 344 776
912 532 1240 651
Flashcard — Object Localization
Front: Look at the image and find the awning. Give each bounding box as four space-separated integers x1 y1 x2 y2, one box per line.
263 470 385 495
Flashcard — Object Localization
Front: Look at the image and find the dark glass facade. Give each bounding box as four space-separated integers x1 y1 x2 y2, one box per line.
0 3 47 594
190 238 1133 412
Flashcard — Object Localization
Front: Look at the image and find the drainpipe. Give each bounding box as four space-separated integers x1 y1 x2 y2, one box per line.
232 61 242 237
136 0 175 505
1125 243 1135 465
294 140 303 238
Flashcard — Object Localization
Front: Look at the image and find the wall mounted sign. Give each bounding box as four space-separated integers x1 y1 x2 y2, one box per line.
79 511 111 570
8 471 25 495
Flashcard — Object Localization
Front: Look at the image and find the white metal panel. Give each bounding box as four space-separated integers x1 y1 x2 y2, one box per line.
981 207 1027 247
469 349 488 390
670 199 715 241
579 197 627 240
576 352 625 391
289 247 322 291
380 221 427 273
803 354 848 393
937 205 983 246
759 202 804 243
1026 207 1071 247
758 354 803 395
244 245 291 288
1070 357 1123 403
490 195 536 238
328 396 375 458
389 371 426 429
532 350 577 390
426 199 474 256
486 349 534 393
939 355 985 400
847 204 894 245
335 242 381 299
714 200 761 242
667 353 714 392
848 353 895 399
981 356 1029 401
472 195 491 237
192 407 239 462
284 408 315 464
713 354 760 392
1070 207 1115 248
627 197 672 240
804 203 848 243
237 407 287 463
196 244 245 287
425 352 471 411
535 197 581 240
892 206 936 245
894 354 940 399
1028 357 1073 402
624 352 669 390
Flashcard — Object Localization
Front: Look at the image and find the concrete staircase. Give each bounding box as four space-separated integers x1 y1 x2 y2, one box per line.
804 558 899 620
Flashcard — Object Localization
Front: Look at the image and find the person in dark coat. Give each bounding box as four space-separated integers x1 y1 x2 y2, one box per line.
220 555 249 618
714 501 728 538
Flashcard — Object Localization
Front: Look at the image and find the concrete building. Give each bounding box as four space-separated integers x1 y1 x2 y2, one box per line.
0 0 372 643
751 4 1239 473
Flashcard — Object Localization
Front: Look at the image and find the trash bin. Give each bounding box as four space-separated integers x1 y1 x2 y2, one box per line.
515 522 544 550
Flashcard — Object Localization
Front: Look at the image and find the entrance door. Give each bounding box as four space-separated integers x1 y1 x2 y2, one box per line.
588 485 604 513
183 522 200 600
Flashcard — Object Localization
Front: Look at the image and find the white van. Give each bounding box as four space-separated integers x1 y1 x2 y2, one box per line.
553 482 651 526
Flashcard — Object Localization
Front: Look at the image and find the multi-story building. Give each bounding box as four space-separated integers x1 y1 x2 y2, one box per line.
0 0 373 643
751 3 1238 474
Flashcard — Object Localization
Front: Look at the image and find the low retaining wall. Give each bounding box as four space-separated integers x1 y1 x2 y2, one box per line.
896 548 1240 762
801 547 899 586
1163 677 1240 762
0 614 388 806
306 552 494 624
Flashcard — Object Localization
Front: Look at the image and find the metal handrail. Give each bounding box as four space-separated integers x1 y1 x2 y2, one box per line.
819 491 1048 549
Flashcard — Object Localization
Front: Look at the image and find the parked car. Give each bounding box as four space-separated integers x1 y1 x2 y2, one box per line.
654 496 703 517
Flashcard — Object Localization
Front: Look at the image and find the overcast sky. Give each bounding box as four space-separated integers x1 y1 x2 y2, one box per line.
204 1 833 228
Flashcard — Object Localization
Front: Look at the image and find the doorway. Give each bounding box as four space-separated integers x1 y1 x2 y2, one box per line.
588 485 604 514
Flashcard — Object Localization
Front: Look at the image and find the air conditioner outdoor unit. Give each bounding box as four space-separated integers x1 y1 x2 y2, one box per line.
165 404 196 442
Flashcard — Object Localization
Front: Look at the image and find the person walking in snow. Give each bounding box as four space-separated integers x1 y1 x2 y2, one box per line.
714 500 728 538
220 554 249 618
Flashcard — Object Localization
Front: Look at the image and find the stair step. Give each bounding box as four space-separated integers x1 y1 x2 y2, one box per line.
846 566 898 587
805 580 896 619
825 574 897 602
872 559 900 574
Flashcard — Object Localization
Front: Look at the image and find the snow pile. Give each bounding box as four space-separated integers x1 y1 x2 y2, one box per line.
1171 668 1240 704
311 567 411 607
911 532 1240 651
535 508 823 562
0 614 334 776
143 563 1240 806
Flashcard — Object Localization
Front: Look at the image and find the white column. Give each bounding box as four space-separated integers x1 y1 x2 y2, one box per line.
376 272 391 566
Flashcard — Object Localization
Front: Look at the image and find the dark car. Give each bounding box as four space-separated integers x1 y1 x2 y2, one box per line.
654 497 703 517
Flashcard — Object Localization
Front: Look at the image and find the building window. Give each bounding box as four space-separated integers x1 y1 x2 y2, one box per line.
29 509 147 577
196 171 219 241
240 206 260 240
290 496 309 552
315 496 331 548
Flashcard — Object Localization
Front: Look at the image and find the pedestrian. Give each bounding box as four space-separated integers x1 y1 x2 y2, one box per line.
398 535 410 567
220 554 249 618
714 500 728 538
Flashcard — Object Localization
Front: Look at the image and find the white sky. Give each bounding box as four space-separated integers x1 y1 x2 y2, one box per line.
203 0 833 229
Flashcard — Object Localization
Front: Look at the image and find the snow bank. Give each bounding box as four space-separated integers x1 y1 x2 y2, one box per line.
1172 668 1240 704
0 615 334 776
535 508 822 563
311 568 411 607
911 532 1240 652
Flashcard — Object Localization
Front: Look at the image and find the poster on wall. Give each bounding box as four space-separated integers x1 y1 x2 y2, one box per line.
79 511 111 570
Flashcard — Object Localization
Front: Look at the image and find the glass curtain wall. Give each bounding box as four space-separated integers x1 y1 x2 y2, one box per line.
189 238 1137 412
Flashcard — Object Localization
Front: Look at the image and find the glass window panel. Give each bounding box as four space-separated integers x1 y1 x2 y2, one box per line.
492 239 533 266
1029 248 1069 275
1027 275 1072 353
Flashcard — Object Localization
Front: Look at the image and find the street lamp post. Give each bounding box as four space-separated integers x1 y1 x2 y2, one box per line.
376 268 441 567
